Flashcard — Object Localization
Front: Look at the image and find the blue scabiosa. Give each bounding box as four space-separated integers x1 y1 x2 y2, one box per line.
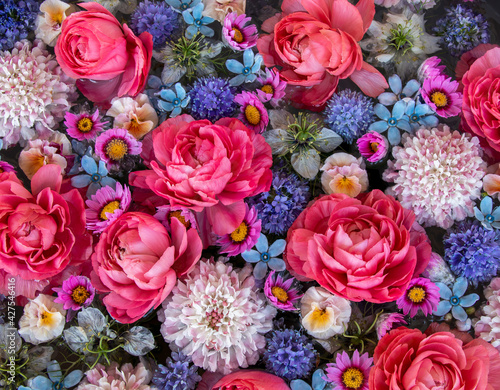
152 352 201 390
188 77 236 122
323 90 374 144
263 329 317 381
0 0 39 51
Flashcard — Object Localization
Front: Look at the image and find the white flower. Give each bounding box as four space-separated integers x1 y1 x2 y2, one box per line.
35 0 76 46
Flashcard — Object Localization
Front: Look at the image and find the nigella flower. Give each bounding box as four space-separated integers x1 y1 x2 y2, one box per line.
434 277 479 322
183 3 214 39
95 128 142 168
234 91 269 133
404 98 439 131
152 352 201 390
420 75 463 118
222 12 258 50
256 68 287 107
158 83 190 117
396 277 440 317
356 131 389 163
64 108 107 141
369 100 410 145
53 276 95 311
71 155 116 197
0 0 39 51
166 0 201 13
85 183 132 233
377 74 421 106
474 196 500 230
29 360 83 390
188 77 236 122
226 48 263 86
325 350 372 390
290 369 333 390
242 233 287 279
264 271 303 311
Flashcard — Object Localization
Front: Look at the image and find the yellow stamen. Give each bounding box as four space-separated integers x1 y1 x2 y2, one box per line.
71 286 90 305
169 210 191 229
52 12 64 25
407 286 426 303
232 28 244 43
370 142 379 152
105 139 128 161
310 307 331 328
271 286 289 303
430 91 448 108
342 367 365 390
99 200 120 220
77 117 94 133
230 222 248 243
261 85 274 95
40 311 57 327
244 105 261 126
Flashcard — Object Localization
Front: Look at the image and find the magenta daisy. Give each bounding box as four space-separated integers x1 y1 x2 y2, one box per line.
264 271 303 311
420 75 463 118
325 350 373 390
53 275 95 311
155 204 198 233
64 108 107 141
396 277 440 317
417 56 447 81
356 131 389 163
85 182 132 233
0 161 15 173
256 68 287 107
234 91 269 134
222 12 258 51
95 128 142 167
375 313 407 339
217 203 261 256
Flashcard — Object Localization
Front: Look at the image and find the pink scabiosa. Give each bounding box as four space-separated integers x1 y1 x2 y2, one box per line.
420 75 463 118
53 275 95 311
95 128 142 168
222 12 258 51
64 108 107 141
234 91 269 134
357 132 389 163
375 313 407 339
256 68 287 107
325 350 373 390
396 277 440 317
264 271 302 311
217 204 261 257
85 183 132 233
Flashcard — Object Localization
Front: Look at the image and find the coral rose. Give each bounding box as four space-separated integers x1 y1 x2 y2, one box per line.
91 211 202 323
55 2 153 106
257 0 387 110
285 190 431 303
369 326 500 390
212 370 290 390
129 115 272 235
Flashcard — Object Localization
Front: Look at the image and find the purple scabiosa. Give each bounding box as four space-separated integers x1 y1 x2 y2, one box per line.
188 77 237 122
235 91 269 134
396 277 440 317
256 68 287 107
356 131 389 163
85 183 132 233
53 275 95 311
264 271 303 311
217 204 261 257
0 0 39 51
420 75 462 118
64 109 107 141
263 329 317 381
222 12 258 51
375 313 407 339
152 352 201 390
155 205 198 233
95 128 142 168
325 350 373 390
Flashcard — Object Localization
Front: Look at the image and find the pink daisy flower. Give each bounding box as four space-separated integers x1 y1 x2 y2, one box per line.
420 75 463 118
85 182 132 233
222 12 258 51
53 275 95 311
264 271 303 311
95 128 142 167
356 131 389 163
217 203 261 256
376 313 407 339
256 68 287 107
64 109 107 141
155 204 198 233
234 91 269 134
417 56 447 81
396 277 440 317
0 161 15 173
325 350 373 390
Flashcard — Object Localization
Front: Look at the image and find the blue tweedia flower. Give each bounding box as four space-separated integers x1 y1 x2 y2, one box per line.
433 5 489 57
242 233 287 279
29 360 83 390
130 0 180 49
68 140 93 176
322 90 374 144
444 221 500 286
188 77 237 122
183 3 214 39
475 196 500 230
377 75 421 106
0 0 39 51
152 352 201 390
291 369 334 390
71 155 116 198
434 277 479 322
226 48 263 86
159 83 190 117
369 100 410 145
248 164 310 235
166 0 201 12
264 329 317 381
405 98 439 132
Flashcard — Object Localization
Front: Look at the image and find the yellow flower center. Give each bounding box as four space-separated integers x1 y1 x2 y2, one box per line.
230 222 249 242
310 307 331 327
370 142 379 152
430 91 448 108
342 367 365 390
105 139 129 161
99 200 120 220
52 12 64 25
77 117 94 133
71 286 90 305
271 286 289 303
168 210 191 229
232 27 244 43
407 286 426 303
245 105 261 126
261 85 274 95
40 310 58 327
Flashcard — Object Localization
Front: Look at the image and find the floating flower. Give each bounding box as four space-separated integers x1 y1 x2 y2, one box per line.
95 128 142 168
420 75 463 118
71 155 116 198
326 350 372 390
242 234 286 279
29 360 83 390
434 277 480 321
183 3 214 39
256 68 286 107
356 132 389 163
234 91 269 134
64 108 107 141
0 0 39 51
188 77 236 122
320 153 369 197
53 276 95 311
396 277 440 317
222 12 257 50
36 0 76 47
369 101 410 145
76 362 153 390
377 75 421 106
475 196 500 230
375 313 407 340
159 83 190 117
152 352 201 390
226 48 263 86
264 271 302 311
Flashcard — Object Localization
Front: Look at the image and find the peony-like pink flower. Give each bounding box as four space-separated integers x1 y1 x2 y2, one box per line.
222 12 258 50
456 44 499 87
257 0 388 110
211 370 290 390
285 190 431 303
129 115 272 235
320 152 369 197
357 131 389 163
55 2 153 107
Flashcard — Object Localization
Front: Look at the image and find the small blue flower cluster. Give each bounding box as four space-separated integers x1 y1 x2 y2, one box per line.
188 77 237 122
0 0 39 51
152 352 201 390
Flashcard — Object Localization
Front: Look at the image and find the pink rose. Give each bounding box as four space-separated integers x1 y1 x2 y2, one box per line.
257 0 387 110
129 115 272 235
211 370 290 390
91 212 202 323
55 2 153 107
0 165 91 281
285 190 431 303
370 327 500 390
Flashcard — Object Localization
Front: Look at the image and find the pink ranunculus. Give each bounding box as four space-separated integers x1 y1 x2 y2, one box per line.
455 44 499 88
55 2 153 107
129 115 273 236
257 0 388 110
369 326 500 390
91 211 202 323
0 164 91 282
211 370 290 390
285 190 431 303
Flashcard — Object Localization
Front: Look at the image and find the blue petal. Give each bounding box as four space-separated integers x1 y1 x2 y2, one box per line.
63 370 84 388
253 261 268 279
47 361 62 383
378 92 398 106
474 207 485 221
192 2 204 18
242 250 261 263
226 59 244 74
175 84 186 99
97 161 108 176
160 88 176 102
453 277 468 297
31 376 53 390
388 74 402 94
200 26 214 37
392 100 407 119
181 96 190 108
397 119 411 132
480 196 493 215
229 74 246 86
492 206 500 220
402 79 421 97
252 54 263 73
433 300 452 316
374 103 391 120
312 369 328 390
451 305 467 322
182 9 194 24
388 126 401 145
369 120 389 133
291 380 313 390
166 0 181 7
415 103 430 116
71 175 92 188
202 16 214 24
243 48 255 67
171 107 182 117
436 282 452 299
185 25 198 39
460 293 479 307
255 233 269 253
87 183 101 198
100 176 116 188
421 115 439 128
405 99 416 115
158 100 174 112
268 239 286 257
81 155 97 174
268 257 286 271
245 74 257 83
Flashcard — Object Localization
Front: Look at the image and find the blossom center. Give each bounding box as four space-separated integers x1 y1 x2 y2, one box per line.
450 295 460 306
370 142 379 152
230 222 248 242
260 252 270 262
100 201 120 220
40 310 57 327
71 285 90 305
91 173 101 183
310 307 331 327
232 28 244 43
271 286 289 303
407 286 426 303
77 117 94 133
486 214 495 223
430 91 448 108
52 12 64 25
128 118 141 135
261 85 274 95
388 117 398 126
342 367 364 390
169 210 191 229
206 308 224 330
105 139 129 161
245 105 261 125
243 66 251 75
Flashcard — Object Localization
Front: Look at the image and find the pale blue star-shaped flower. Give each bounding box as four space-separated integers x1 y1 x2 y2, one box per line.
71 155 116 197
158 83 190 117
226 48 263 86
242 233 286 279
474 196 500 230
182 3 214 39
405 98 439 131
369 100 411 145
166 0 201 12
28 360 83 390
433 277 479 322
290 369 333 390
378 74 421 106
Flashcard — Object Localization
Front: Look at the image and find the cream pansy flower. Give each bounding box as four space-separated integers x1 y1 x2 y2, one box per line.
35 0 76 46
320 153 369 197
